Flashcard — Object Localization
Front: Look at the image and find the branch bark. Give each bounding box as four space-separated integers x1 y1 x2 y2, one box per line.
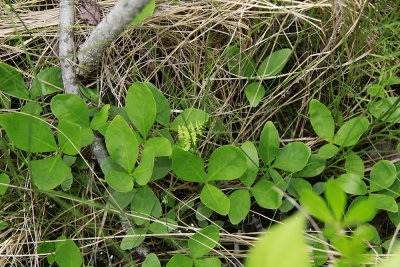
76 0 151 77
59 0 80 95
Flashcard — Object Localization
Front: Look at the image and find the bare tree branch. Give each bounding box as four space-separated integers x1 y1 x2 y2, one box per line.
59 0 80 95
76 0 151 77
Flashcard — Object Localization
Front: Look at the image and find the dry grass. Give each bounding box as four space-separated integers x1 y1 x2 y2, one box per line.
0 0 397 265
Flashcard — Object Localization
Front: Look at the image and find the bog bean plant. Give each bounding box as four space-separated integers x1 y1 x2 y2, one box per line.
0 45 400 267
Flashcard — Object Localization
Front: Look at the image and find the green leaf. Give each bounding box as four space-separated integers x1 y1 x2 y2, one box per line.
189 225 220 258
207 145 247 181
120 228 146 250
370 97 400 123
259 121 280 166
229 189 250 224
172 147 205 183
200 184 230 215
257 48 291 78
300 190 334 225
31 155 72 190
100 157 127 175
309 99 335 142
0 62 29 99
79 86 99 104
325 180 346 221
149 217 177 234
0 113 57 153
21 102 42 117
343 199 376 227
336 173 367 195
226 46 256 77
247 214 310 267
378 245 400 267
145 82 171 127
133 146 155 186
333 117 369 147
143 253 161 267
109 189 136 210
369 194 398 212
370 160 397 192
125 82 156 139
131 186 157 225
293 178 312 196
55 239 82 267
194 258 221 267
171 108 209 131
150 156 172 181
30 66 63 98
51 94 89 127
239 141 259 187
146 137 172 157
388 203 400 226
318 144 339 159
90 104 110 131
251 180 282 209
196 204 213 221
81 126 94 147
166 253 193 267
245 82 265 107
131 0 155 25
105 115 139 173
57 119 82 155
0 173 10 195
367 84 385 98
345 151 364 177
273 142 311 173
105 170 133 193
299 154 326 177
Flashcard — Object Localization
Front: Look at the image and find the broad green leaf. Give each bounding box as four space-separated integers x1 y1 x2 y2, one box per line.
251 180 282 209
171 108 209 131
200 184 230 215
133 146 155 186
125 82 156 138
268 168 287 191
257 48 292 78
196 204 213 221
318 144 339 159
120 228 146 250
309 99 335 142
166 253 193 267
0 113 57 152
325 180 346 221
55 239 82 267
207 145 247 181
300 190 334 225
226 46 256 77
279 198 294 213
343 199 376 227
51 94 89 127
345 151 364 177
57 119 82 155
370 160 397 192
37 241 55 264
149 217 177 234
131 186 157 225
105 115 139 173
367 84 385 98
31 155 71 190
109 189 136 210
90 104 110 131
81 127 94 146
312 182 326 195
21 102 42 117
131 0 155 25
145 82 171 127
150 156 172 181
370 97 400 123
293 178 312 196
313 241 328 267
30 66 63 98
333 117 369 147
239 141 259 187
146 137 172 157
388 203 400 226
194 258 221 267
336 173 367 195
378 245 400 267
0 62 29 99
100 156 127 175
105 170 133 193
273 142 311 173
247 214 310 267
172 147 205 183
79 86 99 104
229 189 250 224
369 194 398 212
245 82 265 107
0 173 10 195
299 154 326 177
259 121 280 166
143 253 161 267
189 225 220 258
